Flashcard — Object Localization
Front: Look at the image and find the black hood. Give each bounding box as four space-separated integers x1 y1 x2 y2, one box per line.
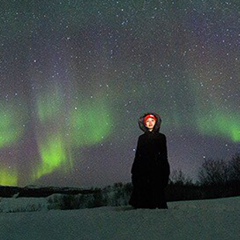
138 112 162 133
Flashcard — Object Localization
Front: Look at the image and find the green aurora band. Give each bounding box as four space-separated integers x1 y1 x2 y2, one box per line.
70 100 113 147
33 133 72 180
0 103 26 148
197 112 240 142
185 70 240 143
0 167 18 186
32 86 113 182
0 102 26 186
36 85 64 122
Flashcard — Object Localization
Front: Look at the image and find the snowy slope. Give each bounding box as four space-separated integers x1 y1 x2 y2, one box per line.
0 197 239 240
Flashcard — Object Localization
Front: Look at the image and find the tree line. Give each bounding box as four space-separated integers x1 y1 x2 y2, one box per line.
164 153 240 201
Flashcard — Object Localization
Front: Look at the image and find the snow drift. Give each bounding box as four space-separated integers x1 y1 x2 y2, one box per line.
0 196 239 240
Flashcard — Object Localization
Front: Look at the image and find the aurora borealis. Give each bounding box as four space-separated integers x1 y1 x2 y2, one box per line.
1 1 240 187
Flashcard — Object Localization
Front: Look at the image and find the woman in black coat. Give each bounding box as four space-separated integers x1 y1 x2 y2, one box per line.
129 113 170 209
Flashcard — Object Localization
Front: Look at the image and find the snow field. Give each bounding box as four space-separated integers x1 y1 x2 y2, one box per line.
0 196 239 240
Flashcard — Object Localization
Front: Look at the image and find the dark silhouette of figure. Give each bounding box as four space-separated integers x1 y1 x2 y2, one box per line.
129 113 170 209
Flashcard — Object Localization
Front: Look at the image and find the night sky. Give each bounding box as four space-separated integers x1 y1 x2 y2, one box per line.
1 0 240 188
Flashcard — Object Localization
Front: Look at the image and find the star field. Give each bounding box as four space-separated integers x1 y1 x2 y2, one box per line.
0 0 239 187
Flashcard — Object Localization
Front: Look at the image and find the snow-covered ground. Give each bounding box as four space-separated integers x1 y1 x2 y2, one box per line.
0 196 239 240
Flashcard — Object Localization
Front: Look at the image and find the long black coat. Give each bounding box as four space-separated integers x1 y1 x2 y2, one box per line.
129 113 170 209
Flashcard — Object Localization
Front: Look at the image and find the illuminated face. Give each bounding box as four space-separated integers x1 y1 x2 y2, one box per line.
145 118 156 131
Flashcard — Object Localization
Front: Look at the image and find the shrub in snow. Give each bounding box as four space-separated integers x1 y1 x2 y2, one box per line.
101 183 132 207
46 193 102 210
0 197 48 213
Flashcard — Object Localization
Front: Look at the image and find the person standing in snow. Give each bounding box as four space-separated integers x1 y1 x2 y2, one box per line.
129 113 170 209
